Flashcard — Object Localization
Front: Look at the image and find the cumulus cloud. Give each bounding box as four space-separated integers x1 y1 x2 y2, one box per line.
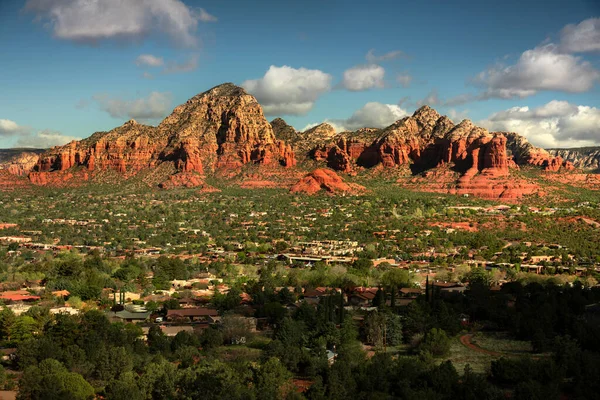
93 92 173 121
136 54 164 67
303 102 409 133
24 0 213 47
447 18 600 104
242 65 332 115
365 49 406 63
17 130 78 148
0 119 24 136
163 54 199 74
342 64 385 91
339 102 408 130
559 17 600 53
301 121 347 133
0 119 77 148
475 44 599 99
479 100 600 148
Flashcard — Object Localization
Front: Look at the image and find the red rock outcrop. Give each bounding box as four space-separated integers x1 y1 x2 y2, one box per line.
30 84 296 186
303 106 588 199
290 168 364 195
1 152 40 176
34 120 165 177
543 156 577 172
563 161 575 171
544 156 563 172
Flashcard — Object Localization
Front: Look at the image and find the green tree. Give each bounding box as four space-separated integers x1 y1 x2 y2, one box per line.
0 307 16 341
10 316 38 344
17 359 94 400
420 328 451 357
254 357 293 400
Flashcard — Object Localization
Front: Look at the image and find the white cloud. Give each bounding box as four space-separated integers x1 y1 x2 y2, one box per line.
242 65 332 116
198 8 218 22
0 119 77 148
162 53 199 74
479 100 600 148
0 119 23 136
365 49 406 63
301 121 347 133
340 102 408 130
303 102 409 132
142 72 154 80
342 64 385 91
136 54 164 67
396 74 412 88
17 130 78 148
93 92 173 121
24 0 210 47
559 17 600 53
475 44 599 99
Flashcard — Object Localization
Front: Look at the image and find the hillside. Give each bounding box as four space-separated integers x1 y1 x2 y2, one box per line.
2 83 596 200
548 147 600 172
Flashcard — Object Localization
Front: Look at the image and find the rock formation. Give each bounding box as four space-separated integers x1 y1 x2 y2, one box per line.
29 83 296 186
3 82 595 199
548 147 600 172
307 107 513 177
0 151 41 176
290 168 364 195
270 118 297 143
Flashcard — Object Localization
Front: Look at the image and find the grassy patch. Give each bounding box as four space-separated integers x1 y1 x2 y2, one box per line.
214 345 262 362
470 331 533 355
442 336 494 374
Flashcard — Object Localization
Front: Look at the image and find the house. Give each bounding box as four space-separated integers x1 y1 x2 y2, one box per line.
49 306 79 315
349 291 376 307
435 283 467 297
0 291 40 303
107 310 151 323
399 288 423 296
177 297 201 307
166 307 218 322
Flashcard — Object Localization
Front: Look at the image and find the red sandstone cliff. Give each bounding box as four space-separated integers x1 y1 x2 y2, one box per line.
29 83 296 186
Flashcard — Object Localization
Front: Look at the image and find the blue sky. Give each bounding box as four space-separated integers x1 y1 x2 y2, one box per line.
0 0 599 149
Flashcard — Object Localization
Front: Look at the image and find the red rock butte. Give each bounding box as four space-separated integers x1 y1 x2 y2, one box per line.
1 83 595 199
28 83 296 187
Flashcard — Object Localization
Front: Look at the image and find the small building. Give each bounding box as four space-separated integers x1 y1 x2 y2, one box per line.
107 310 151 323
166 307 219 322
349 291 376 307
0 291 40 303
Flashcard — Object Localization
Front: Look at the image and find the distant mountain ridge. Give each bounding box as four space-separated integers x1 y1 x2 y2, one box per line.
1 83 596 198
0 148 45 176
548 147 600 172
